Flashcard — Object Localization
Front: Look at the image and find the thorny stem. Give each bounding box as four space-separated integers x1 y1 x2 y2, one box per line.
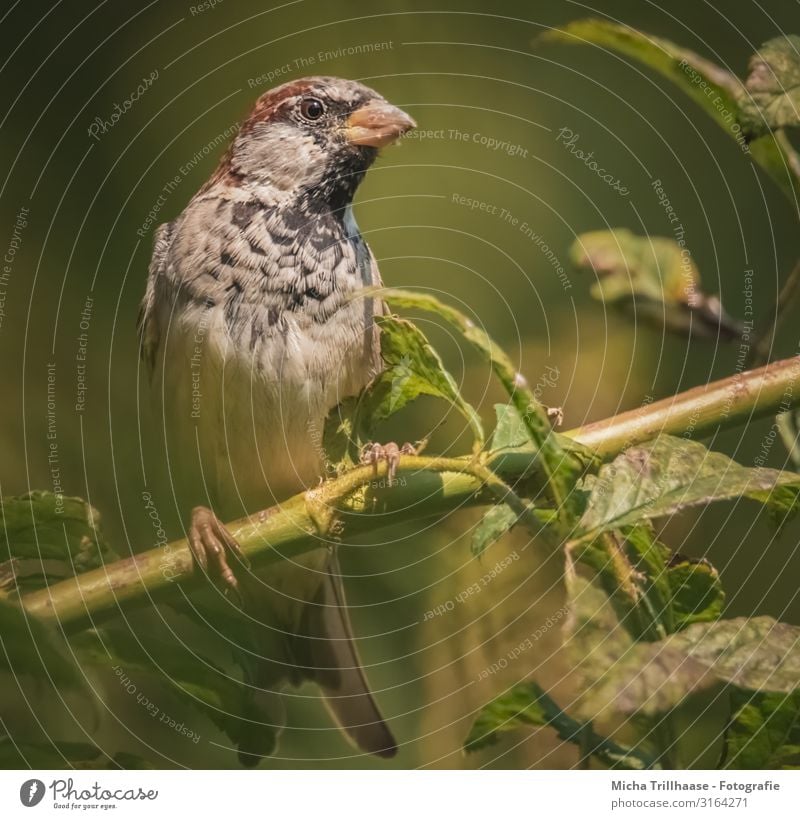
17 355 800 629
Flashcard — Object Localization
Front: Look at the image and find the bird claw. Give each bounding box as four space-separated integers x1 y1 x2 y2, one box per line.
188 506 249 599
359 441 417 484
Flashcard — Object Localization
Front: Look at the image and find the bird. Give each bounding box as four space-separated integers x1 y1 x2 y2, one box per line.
138 76 416 764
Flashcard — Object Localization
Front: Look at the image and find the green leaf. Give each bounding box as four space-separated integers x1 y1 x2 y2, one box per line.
321 395 359 469
723 688 800 769
375 314 483 445
465 681 549 752
573 525 725 644
666 557 725 630
777 409 800 470
669 617 800 692
539 19 742 125
370 289 581 513
471 504 520 557
489 404 597 470
490 403 531 451
322 314 484 466
374 291 554 449
737 35 800 137
464 680 657 768
0 491 114 590
539 19 797 201
570 229 742 340
577 435 800 538
0 598 84 687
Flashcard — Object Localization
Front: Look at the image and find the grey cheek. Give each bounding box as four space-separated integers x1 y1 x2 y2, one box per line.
232 125 328 189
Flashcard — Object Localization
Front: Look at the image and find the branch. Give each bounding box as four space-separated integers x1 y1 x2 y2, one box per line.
18 356 800 629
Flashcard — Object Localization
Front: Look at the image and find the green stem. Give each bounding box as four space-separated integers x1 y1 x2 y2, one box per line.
18 356 800 629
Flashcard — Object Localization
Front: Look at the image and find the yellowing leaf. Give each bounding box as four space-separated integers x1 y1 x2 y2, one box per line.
570 229 742 340
737 35 800 137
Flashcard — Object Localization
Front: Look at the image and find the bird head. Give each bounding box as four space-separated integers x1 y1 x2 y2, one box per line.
220 76 416 209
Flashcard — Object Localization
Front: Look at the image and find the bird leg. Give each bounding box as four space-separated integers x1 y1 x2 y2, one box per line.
360 441 417 484
188 506 249 595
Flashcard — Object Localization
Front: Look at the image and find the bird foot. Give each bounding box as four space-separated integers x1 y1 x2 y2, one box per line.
546 406 564 427
188 506 249 595
360 441 417 484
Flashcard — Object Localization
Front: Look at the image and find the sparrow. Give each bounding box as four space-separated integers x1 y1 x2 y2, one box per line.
138 76 415 763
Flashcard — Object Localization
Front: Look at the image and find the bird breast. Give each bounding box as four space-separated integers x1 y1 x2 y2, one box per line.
158 192 382 511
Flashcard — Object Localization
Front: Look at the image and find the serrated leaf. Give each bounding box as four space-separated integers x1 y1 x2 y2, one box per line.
471 504 520 557
464 680 657 768
567 570 800 718
0 598 84 688
578 435 800 537
723 689 800 769
539 19 797 201
322 314 484 466
570 229 742 340
370 289 581 512
737 35 800 137
0 491 114 590
375 314 483 445
374 290 554 449
669 617 800 692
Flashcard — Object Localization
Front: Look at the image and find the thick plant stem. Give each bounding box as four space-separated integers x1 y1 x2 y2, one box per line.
18 356 800 629
567 355 800 458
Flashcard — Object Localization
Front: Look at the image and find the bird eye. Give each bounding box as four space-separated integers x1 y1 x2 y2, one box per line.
299 97 325 121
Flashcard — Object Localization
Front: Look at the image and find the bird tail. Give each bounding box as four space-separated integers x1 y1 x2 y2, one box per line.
295 552 397 758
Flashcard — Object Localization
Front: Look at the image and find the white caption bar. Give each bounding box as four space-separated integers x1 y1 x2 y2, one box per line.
0 769 797 817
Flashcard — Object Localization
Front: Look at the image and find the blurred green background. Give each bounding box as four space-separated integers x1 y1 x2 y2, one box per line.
2 0 800 769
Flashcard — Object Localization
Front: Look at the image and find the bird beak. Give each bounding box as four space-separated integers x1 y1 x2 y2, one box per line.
345 100 416 148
